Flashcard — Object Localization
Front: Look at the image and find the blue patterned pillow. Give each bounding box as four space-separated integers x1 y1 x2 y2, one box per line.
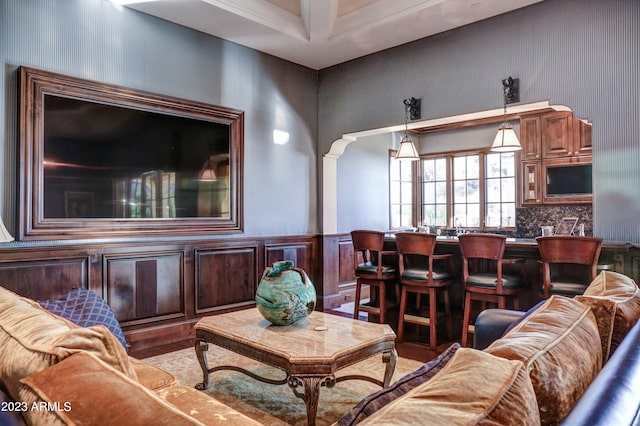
337 342 460 426
39 288 128 352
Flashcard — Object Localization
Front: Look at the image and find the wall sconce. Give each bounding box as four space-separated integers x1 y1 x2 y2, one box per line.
395 97 420 161
490 77 522 152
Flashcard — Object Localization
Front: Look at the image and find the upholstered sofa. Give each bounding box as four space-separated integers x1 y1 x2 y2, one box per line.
0 286 261 425
337 271 640 426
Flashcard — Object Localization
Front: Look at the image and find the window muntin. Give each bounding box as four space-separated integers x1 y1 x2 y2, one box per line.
421 157 447 227
485 152 516 228
390 155 414 228
390 150 518 230
453 155 481 228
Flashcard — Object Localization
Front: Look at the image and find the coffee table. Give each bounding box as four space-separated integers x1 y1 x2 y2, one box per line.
194 309 397 426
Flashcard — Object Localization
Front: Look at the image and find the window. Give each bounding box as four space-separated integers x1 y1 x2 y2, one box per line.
485 152 516 228
389 155 414 228
421 157 447 227
453 155 480 227
391 150 517 230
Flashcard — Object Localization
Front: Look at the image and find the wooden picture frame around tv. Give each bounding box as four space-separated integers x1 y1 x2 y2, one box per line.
18 66 244 241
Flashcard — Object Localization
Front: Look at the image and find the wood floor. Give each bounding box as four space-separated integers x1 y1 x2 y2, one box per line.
131 305 462 363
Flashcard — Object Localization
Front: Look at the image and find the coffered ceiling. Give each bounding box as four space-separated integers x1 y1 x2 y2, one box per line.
116 0 545 70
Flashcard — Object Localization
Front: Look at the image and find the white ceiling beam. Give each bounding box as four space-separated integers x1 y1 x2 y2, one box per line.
202 0 309 41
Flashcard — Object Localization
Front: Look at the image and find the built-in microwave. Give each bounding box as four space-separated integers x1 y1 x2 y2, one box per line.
542 160 592 204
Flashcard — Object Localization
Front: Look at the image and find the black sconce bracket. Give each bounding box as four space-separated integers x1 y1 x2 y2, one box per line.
403 97 421 120
502 77 519 104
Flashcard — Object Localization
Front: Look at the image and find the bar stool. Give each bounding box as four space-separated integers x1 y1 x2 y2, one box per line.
536 235 603 299
458 233 527 347
350 230 398 324
395 232 455 349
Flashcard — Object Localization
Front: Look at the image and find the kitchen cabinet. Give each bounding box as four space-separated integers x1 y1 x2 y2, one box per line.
542 111 592 158
520 115 542 160
521 160 542 205
518 110 592 206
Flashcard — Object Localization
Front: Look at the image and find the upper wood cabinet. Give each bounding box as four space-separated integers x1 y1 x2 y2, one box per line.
520 111 592 160
542 111 592 158
518 110 592 206
520 115 542 160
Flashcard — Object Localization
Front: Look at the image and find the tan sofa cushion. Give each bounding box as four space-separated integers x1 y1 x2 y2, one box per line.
19 352 203 425
130 357 179 391
0 286 136 401
485 295 602 425
576 271 640 360
157 384 263 425
358 348 540 426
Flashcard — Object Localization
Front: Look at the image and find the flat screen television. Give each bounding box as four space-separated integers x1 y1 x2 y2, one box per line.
546 164 592 196
19 66 244 240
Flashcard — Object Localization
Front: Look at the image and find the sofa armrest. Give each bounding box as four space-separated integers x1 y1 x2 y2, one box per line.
473 309 524 350
561 318 640 426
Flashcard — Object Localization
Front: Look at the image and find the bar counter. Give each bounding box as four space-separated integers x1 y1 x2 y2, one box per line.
385 234 633 262
382 234 634 310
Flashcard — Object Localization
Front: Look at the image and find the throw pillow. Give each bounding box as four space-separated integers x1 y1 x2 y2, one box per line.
18 352 201 426
39 287 128 351
0 286 136 402
502 300 546 336
356 348 540 426
576 270 640 360
337 343 460 426
485 295 602 425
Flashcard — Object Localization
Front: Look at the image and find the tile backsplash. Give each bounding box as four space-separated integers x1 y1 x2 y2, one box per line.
516 206 593 238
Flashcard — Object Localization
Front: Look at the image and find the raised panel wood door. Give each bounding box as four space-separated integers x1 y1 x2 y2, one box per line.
0 257 89 301
520 115 542 160
542 111 574 158
195 246 257 313
104 252 184 325
264 242 314 277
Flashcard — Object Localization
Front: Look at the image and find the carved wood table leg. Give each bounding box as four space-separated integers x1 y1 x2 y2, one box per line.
383 348 398 388
288 375 335 426
195 339 210 390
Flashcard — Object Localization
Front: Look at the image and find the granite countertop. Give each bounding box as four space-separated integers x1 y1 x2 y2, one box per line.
385 232 633 250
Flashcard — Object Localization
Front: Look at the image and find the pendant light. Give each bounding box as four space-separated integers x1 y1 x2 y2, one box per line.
395 97 420 161
491 77 522 152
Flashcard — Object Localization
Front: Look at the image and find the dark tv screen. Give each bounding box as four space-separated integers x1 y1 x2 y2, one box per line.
546 164 592 196
43 95 231 219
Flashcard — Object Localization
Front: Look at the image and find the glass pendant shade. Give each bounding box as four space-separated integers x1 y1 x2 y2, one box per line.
491 122 521 152
395 135 419 160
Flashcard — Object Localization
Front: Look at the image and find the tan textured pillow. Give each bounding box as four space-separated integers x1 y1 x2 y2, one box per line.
0 286 136 401
19 352 204 426
358 348 540 426
576 271 640 360
485 295 602 425
130 357 179 391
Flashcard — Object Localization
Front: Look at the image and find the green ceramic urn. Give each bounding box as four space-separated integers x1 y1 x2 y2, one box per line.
255 260 317 325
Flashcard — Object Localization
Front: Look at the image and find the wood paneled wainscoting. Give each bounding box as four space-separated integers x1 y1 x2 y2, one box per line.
0 235 320 353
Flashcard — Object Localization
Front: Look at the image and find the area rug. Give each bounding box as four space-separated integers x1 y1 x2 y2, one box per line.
143 345 424 425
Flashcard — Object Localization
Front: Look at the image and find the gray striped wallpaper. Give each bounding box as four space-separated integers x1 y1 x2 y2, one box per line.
0 0 318 237
1 0 638 243
320 0 640 243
